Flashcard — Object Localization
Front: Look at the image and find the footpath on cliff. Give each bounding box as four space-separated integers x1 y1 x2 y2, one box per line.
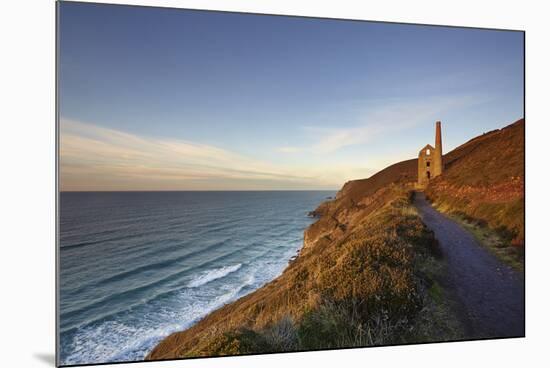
413 192 524 338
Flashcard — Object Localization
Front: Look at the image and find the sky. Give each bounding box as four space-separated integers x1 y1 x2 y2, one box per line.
58 2 524 191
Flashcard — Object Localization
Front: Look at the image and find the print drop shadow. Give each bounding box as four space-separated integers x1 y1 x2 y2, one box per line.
33 353 56 366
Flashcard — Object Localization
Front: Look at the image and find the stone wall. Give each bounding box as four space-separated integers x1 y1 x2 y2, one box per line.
418 144 435 187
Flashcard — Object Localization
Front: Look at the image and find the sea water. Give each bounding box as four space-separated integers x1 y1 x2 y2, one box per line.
59 191 333 365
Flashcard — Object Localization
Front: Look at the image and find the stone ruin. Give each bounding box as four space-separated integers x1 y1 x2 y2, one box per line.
417 121 443 188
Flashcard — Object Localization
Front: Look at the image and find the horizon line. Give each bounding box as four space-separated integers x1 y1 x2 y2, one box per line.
59 189 340 193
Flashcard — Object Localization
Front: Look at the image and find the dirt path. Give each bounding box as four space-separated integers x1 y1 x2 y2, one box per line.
413 192 524 339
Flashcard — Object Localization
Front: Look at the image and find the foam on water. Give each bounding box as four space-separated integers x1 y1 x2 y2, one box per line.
188 264 243 288
59 191 334 365
62 268 258 364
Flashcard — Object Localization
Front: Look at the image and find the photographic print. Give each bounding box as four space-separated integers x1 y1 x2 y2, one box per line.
57 1 525 366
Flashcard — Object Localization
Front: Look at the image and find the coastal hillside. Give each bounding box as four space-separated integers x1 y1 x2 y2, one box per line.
147 183 452 359
147 118 524 360
426 119 524 256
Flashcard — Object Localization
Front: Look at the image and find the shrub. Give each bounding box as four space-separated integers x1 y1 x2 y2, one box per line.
297 297 408 349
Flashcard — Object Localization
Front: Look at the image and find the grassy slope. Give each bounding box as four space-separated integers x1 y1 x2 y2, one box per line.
147 183 456 360
146 118 523 360
425 119 524 264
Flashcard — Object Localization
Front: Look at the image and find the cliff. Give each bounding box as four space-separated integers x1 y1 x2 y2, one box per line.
304 158 417 250
147 185 444 359
146 118 524 360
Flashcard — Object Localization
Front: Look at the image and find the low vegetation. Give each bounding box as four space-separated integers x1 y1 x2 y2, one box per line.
147 185 462 360
446 212 524 272
147 119 523 360
426 119 524 268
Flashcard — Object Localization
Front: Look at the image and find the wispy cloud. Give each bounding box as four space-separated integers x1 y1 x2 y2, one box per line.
60 93 482 191
277 146 305 154
60 119 363 191
278 94 480 154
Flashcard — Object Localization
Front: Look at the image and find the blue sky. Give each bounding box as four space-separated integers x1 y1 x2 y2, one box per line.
59 2 524 191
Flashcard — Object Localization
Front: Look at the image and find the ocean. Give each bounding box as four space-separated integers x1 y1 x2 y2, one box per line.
58 191 333 365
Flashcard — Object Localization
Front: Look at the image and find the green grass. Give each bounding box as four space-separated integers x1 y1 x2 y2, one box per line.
428 281 443 303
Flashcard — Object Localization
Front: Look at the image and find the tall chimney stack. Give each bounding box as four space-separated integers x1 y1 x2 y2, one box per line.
433 121 443 177
435 121 442 153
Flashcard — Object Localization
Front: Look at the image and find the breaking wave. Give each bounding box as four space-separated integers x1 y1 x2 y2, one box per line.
187 264 243 288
